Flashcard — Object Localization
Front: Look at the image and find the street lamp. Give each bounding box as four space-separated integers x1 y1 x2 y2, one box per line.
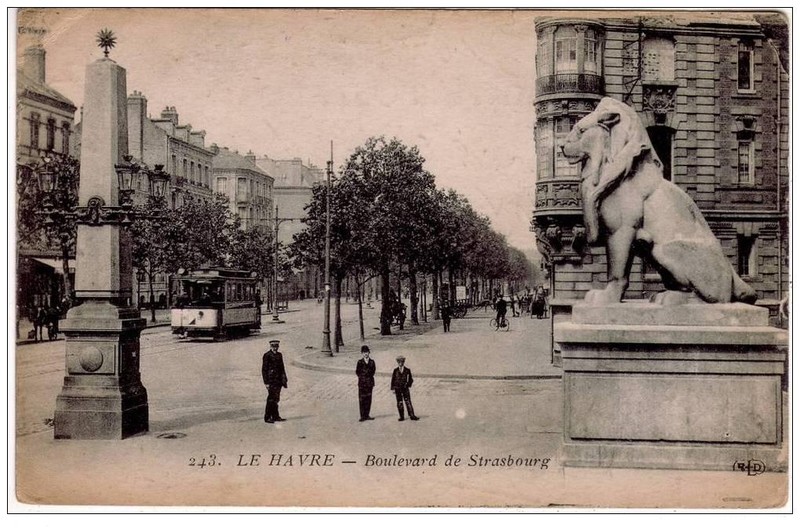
37 155 56 210
321 155 333 355
148 164 171 198
114 154 139 208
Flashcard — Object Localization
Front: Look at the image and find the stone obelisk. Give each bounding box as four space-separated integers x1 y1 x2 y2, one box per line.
54 46 148 440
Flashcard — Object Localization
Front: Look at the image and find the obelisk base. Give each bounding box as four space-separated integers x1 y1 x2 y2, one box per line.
54 301 148 439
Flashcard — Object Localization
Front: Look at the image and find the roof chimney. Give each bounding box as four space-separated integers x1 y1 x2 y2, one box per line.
245 150 256 164
22 45 46 83
160 106 179 126
209 143 220 155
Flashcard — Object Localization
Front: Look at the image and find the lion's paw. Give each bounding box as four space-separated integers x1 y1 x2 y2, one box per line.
584 288 623 305
649 290 703 306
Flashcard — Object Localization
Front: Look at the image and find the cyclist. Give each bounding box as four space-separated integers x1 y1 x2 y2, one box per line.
495 295 508 328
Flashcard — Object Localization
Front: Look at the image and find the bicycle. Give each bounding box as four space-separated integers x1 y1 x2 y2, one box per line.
489 314 510 332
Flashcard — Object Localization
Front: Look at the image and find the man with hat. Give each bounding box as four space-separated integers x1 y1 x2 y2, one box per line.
390 355 419 421
356 345 376 422
262 339 288 423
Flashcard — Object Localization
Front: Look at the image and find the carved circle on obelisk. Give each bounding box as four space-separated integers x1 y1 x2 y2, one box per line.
79 346 104 372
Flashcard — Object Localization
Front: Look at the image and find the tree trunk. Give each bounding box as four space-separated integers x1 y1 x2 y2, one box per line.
396 261 404 330
421 275 428 323
357 276 365 341
432 272 440 320
380 264 392 335
148 266 157 323
334 274 344 351
409 264 419 325
448 267 455 303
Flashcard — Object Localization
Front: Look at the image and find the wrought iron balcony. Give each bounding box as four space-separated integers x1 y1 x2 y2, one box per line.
536 73 604 97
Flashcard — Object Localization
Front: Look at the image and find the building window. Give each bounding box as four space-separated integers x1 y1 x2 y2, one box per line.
737 140 754 185
584 29 598 74
537 37 551 77
46 118 56 151
642 36 675 82
190 161 195 183
216 177 226 194
30 112 40 149
737 235 757 278
61 122 70 153
182 159 187 178
554 27 578 73
554 116 580 178
738 41 754 92
535 121 553 179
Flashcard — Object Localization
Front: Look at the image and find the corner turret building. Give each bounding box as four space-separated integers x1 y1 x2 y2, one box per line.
531 12 789 324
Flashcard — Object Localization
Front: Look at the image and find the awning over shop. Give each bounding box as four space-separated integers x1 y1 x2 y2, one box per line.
30 257 75 274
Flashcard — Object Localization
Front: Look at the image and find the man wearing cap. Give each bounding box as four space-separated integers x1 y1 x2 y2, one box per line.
390 356 419 421
262 339 288 423
356 345 376 422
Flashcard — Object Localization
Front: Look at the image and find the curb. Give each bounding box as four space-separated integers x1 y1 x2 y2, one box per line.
291 352 563 381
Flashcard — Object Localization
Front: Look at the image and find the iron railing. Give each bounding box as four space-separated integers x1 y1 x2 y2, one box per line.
536 73 604 96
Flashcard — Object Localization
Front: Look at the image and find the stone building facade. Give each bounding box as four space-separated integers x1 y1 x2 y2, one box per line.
126 95 215 208
255 156 325 300
213 147 274 231
16 45 78 315
532 14 789 319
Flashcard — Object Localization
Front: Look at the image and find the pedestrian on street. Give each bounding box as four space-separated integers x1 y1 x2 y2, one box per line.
441 302 451 333
390 356 419 421
261 339 288 423
510 294 518 317
495 296 508 326
33 304 47 342
356 345 376 422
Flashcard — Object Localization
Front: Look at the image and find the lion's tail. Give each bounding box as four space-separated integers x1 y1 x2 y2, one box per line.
731 267 758 304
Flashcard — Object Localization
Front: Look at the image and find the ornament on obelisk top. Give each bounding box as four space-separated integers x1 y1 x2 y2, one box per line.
96 28 116 58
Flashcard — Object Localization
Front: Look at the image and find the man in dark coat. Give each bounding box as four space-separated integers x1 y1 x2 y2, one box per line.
441 302 451 333
262 339 288 423
356 345 376 422
390 356 419 421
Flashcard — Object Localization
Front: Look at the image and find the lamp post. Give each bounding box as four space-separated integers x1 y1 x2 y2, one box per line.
321 155 333 355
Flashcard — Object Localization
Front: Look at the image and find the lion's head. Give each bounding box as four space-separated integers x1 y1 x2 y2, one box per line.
560 97 660 243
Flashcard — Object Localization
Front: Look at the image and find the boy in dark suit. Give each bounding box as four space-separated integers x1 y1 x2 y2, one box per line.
262 339 288 423
390 356 419 421
356 345 376 421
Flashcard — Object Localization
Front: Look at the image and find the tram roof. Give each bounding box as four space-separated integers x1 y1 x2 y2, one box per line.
179 268 257 280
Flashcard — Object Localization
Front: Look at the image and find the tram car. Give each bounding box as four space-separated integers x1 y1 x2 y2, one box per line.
171 268 262 339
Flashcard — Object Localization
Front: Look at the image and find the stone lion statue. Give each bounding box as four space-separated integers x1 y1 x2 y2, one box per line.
561 97 757 305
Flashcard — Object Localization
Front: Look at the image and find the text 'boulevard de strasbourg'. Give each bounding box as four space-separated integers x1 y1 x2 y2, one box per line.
226 454 551 469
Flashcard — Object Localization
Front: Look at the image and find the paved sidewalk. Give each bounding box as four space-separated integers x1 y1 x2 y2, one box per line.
294 311 561 379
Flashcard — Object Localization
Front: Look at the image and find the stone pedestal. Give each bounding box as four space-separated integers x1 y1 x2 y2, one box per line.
555 302 788 471
55 302 147 439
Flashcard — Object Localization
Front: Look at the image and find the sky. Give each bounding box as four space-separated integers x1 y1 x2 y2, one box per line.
15 8 540 250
